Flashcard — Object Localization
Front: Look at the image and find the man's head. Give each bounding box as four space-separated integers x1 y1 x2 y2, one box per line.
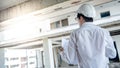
76 4 96 26
76 13 93 25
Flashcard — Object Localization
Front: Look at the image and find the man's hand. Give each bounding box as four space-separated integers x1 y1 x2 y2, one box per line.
59 47 64 51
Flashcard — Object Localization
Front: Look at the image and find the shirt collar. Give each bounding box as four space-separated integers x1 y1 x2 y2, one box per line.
80 22 94 28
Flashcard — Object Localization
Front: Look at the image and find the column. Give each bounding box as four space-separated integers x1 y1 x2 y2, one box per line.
36 50 43 68
43 38 54 68
53 47 58 68
0 48 5 68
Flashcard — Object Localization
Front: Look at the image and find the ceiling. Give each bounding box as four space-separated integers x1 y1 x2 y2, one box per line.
0 0 70 11
0 0 29 10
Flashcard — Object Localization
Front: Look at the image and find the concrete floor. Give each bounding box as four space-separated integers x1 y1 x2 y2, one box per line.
58 63 120 68
109 63 120 68
59 67 77 68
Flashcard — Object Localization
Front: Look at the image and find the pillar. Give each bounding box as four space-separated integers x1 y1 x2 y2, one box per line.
53 47 59 68
0 48 5 68
36 50 43 68
43 38 54 68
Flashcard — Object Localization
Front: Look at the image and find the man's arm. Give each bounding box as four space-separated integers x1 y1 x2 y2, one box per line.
59 32 78 64
105 30 117 59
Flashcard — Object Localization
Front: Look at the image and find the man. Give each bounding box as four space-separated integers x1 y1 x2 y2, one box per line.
60 4 116 68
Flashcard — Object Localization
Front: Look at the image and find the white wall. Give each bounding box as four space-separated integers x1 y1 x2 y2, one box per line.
0 32 4 43
95 1 120 20
68 13 78 25
48 1 120 30
1 0 120 45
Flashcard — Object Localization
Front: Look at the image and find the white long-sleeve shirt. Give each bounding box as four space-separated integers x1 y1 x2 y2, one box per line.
60 22 116 68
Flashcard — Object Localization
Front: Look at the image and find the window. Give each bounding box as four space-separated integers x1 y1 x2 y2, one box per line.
50 21 60 29
3 49 38 68
21 63 26 68
55 21 61 28
10 64 19 68
29 56 36 58
50 18 68 29
21 57 27 62
10 57 18 61
50 23 55 29
29 62 35 64
100 11 110 18
61 18 68 27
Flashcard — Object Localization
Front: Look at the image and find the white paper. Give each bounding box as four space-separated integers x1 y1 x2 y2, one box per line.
62 38 69 48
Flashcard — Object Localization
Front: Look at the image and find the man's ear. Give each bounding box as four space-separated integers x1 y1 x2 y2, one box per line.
80 16 83 20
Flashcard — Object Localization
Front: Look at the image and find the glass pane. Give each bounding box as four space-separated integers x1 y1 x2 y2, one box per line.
50 23 55 29
51 21 61 29
100 11 110 18
55 21 61 28
61 18 68 27
3 49 38 68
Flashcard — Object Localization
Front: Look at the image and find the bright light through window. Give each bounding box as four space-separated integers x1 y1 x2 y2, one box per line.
1 16 51 42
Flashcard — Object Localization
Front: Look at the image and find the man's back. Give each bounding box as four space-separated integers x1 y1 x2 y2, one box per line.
60 22 116 68
73 23 116 68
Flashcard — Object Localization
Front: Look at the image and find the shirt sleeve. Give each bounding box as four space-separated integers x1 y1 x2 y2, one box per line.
60 32 78 64
105 30 117 59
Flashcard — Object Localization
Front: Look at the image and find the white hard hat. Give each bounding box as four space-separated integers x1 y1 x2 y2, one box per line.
77 4 96 18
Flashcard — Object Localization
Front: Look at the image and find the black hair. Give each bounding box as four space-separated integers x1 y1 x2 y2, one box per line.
77 13 93 22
